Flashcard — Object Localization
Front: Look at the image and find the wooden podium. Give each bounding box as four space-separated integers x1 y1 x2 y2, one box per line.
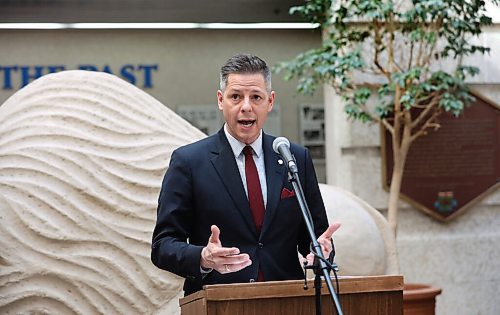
180 275 404 314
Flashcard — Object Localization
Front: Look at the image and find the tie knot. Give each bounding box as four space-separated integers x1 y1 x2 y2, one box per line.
243 146 254 157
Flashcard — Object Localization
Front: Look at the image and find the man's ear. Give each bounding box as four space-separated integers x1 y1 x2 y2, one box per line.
217 90 223 110
267 91 276 112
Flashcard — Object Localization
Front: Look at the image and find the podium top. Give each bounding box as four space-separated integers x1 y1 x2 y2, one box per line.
180 275 404 306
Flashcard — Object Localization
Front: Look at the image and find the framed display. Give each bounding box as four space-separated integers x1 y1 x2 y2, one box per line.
299 104 325 160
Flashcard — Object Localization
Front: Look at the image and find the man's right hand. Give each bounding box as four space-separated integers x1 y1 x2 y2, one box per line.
200 225 252 274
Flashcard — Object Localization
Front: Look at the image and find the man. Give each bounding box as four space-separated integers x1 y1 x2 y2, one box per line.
151 54 340 296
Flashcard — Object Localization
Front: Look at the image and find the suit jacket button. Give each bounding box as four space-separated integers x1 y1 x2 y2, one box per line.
258 242 263 248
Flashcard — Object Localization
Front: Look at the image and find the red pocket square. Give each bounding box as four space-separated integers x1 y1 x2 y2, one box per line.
280 188 296 199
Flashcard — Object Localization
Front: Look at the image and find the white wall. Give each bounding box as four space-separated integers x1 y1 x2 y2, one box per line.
323 27 500 315
0 28 326 180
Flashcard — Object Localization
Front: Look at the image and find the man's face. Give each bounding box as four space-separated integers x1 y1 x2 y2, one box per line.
217 73 275 145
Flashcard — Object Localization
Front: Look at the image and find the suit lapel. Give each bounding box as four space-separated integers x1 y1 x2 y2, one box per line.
210 129 258 236
261 133 287 236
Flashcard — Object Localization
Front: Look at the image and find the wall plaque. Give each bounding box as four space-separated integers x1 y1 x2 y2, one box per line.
382 92 500 221
300 104 325 160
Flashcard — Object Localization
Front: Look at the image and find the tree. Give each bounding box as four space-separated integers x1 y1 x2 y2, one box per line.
277 0 497 235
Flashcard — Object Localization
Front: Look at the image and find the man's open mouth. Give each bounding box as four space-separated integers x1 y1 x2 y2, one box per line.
238 119 256 127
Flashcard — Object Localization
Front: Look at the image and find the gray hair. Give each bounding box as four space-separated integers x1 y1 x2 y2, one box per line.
219 54 272 92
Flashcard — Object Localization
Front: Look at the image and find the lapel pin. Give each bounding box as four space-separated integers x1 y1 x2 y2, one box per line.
278 159 283 165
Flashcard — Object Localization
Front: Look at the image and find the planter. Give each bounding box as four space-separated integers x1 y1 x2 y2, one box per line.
403 283 442 315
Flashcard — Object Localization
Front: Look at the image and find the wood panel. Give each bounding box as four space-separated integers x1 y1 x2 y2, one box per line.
180 275 404 315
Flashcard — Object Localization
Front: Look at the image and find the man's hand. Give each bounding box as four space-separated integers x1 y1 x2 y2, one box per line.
200 225 252 274
305 222 341 266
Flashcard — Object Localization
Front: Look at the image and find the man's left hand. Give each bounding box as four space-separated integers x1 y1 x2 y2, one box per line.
305 222 341 266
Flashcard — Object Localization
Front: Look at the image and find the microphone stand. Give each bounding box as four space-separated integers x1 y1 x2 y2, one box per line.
287 169 343 315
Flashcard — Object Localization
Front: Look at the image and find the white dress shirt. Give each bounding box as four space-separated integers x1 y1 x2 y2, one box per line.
224 124 268 208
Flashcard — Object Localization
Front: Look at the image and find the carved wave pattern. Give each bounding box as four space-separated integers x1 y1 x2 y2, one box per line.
0 70 205 314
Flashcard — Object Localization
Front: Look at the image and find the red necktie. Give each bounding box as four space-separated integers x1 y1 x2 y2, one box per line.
244 146 265 233
243 146 265 281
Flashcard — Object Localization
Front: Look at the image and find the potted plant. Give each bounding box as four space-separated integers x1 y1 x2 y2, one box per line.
277 0 497 313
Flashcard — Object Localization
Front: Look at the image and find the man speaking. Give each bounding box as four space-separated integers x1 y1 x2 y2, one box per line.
151 54 340 296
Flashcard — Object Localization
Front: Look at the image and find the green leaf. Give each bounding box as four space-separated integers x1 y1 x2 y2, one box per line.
277 0 493 123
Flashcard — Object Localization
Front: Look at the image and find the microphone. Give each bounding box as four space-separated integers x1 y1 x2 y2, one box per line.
272 137 298 173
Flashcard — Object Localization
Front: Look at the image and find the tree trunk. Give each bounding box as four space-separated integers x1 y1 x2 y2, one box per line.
387 156 404 236
387 126 412 236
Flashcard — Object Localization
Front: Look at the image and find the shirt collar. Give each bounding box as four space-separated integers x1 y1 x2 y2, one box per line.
224 124 263 158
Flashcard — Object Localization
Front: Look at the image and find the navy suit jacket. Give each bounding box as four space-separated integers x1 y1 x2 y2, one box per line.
151 129 328 295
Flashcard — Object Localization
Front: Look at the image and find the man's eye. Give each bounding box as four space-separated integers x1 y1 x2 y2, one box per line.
231 94 240 100
252 95 263 101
